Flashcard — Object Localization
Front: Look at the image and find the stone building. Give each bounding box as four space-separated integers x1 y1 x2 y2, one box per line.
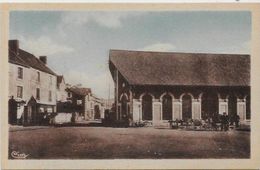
109 50 250 126
56 75 70 113
66 86 105 120
90 94 105 119
66 86 92 119
8 40 57 125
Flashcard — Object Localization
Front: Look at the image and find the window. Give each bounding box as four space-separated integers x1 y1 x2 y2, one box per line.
47 108 53 113
50 76 52 85
68 92 71 98
48 91 52 102
77 100 82 105
17 86 23 98
17 67 23 79
37 72 40 82
36 88 40 100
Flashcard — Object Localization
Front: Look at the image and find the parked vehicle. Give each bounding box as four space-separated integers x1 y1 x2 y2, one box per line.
54 112 72 125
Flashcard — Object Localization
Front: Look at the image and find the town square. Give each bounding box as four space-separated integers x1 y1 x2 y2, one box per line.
9 126 250 159
7 10 251 159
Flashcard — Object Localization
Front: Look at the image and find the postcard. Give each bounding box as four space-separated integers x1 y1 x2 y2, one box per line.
1 3 260 169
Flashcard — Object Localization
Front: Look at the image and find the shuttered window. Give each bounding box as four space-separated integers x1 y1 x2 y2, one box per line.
17 67 23 79
17 86 23 98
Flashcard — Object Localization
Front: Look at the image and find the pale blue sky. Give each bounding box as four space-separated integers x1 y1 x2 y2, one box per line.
10 11 251 98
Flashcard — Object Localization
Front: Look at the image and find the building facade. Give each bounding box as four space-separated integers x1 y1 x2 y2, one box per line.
66 86 105 120
8 40 57 125
57 75 67 102
109 50 250 126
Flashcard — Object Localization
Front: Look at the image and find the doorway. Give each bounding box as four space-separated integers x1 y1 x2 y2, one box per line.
142 94 153 120
182 94 192 121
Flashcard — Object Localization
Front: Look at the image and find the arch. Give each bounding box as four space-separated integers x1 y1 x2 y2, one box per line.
119 93 129 101
198 92 204 99
94 105 101 119
218 93 229 100
162 94 173 120
120 94 128 119
180 93 194 100
159 92 174 101
142 94 153 120
225 95 230 100
139 92 155 101
234 93 243 100
217 93 221 99
182 94 192 121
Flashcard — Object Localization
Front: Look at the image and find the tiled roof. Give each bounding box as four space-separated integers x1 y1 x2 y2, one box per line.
109 49 250 86
18 49 56 76
8 47 56 76
9 50 30 68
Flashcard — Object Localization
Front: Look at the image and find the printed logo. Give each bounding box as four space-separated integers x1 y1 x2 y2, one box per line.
11 151 29 159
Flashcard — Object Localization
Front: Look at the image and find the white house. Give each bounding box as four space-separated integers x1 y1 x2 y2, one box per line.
8 40 57 125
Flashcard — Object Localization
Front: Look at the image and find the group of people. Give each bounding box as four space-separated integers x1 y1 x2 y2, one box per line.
207 112 240 131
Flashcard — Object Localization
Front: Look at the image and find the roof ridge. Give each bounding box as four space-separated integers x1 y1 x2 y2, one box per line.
18 48 57 76
8 49 30 68
109 49 250 56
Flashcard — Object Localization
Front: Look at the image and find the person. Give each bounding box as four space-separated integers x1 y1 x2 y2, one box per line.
8 96 17 125
234 114 240 128
71 112 76 123
221 112 229 131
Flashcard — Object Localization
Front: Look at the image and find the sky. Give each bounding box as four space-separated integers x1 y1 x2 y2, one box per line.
9 11 251 99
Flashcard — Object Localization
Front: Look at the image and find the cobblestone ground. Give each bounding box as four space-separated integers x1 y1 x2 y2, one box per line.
9 126 250 159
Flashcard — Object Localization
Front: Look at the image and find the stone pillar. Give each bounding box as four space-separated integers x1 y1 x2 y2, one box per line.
192 98 201 119
129 90 133 118
173 99 182 120
237 98 246 120
114 69 119 120
152 99 162 126
219 98 228 115
133 99 142 122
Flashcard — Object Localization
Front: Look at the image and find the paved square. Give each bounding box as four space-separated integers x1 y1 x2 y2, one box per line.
9 127 250 159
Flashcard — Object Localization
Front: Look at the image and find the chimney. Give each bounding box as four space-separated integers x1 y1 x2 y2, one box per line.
9 40 19 55
39 56 47 64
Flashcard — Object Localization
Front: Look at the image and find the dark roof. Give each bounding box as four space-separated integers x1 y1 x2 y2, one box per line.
68 87 92 96
18 49 56 76
9 50 30 68
8 48 56 76
109 50 250 86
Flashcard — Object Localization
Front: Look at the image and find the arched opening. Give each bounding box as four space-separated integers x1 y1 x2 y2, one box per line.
246 95 250 119
182 94 192 121
201 92 219 119
142 94 153 120
27 96 37 125
228 95 237 117
94 105 101 119
121 95 128 119
162 94 172 120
